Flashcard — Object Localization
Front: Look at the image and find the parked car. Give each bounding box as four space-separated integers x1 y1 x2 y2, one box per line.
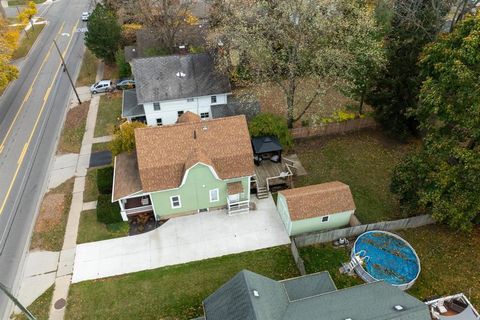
81 12 90 21
115 79 136 90
90 80 113 94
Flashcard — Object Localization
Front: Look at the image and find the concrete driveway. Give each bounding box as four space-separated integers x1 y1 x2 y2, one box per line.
72 196 290 283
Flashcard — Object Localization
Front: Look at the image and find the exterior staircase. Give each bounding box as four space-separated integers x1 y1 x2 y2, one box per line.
256 186 269 199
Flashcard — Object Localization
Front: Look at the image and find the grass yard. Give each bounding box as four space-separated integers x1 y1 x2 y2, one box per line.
77 210 129 244
294 129 418 223
8 0 46 5
30 178 74 251
299 244 363 289
94 93 122 137
76 49 99 87
66 246 298 320
398 225 480 306
83 168 99 203
56 102 90 154
12 285 54 320
91 141 110 152
11 24 45 60
103 63 118 80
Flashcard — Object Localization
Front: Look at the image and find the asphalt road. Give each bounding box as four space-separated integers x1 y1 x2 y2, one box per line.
0 0 90 317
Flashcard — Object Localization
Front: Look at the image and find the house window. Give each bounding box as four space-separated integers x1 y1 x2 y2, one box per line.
177 110 184 117
156 118 163 126
153 102 160 111
209 189 219 202
187 98 194 102
322 216 329 222
200 112 210 119
170 195 181 208
211 96 217 103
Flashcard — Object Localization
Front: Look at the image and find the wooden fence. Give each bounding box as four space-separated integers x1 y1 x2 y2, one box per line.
290 241 306 275
290 117 378 139
294 214 435 247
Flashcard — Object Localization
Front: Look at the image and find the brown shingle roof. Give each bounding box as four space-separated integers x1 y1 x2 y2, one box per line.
135 115 254 192
279 182 355 221
112 152 143 201
227 181 244 195
177 111 201 123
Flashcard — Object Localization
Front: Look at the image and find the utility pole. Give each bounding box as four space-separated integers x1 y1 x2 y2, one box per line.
0 281 36 320
53 39 81 104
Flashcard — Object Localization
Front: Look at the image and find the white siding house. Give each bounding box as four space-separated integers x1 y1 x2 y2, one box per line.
123 53 231 126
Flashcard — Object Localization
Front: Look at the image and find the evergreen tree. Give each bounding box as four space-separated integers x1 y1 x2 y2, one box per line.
85 4 121 63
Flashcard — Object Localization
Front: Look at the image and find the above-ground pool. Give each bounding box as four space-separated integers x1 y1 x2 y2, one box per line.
351 230 421 290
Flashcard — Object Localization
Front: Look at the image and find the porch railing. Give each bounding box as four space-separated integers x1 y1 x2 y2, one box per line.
124 205 153 215
227 198 249 215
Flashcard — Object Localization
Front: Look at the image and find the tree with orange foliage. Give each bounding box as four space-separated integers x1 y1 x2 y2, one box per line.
0 17 19 90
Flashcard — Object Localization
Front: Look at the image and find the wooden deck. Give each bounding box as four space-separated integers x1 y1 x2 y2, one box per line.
254 160 291 189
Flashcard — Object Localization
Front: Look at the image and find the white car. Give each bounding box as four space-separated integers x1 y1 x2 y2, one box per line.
90 80 113 94
81 12 90 21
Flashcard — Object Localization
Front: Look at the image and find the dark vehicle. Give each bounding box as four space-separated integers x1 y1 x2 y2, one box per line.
115 79 136 90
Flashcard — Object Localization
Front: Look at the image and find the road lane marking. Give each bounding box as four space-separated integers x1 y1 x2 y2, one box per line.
43 86 51 101
0 22 65 155
0 21 79 216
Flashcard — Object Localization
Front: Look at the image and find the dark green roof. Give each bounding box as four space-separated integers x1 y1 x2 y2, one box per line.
202 270 431 320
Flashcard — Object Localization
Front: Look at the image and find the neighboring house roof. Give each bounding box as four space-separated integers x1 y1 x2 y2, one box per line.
131 53 231 104
113 152 143 201
251 136 282 154
134 115 254 192
279 181 356 221
202 270 431 320
122 89 145 118
211 94 260 121
177 111 201 123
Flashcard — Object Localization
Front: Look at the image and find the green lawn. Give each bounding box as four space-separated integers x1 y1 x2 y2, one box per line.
77 210 129 244
294 129 418 223
91 141 110 152
83 168 99 203
299 244 363 289
66 246 299 320
12 285 54 320
94 93 122 137
398 225 480 306
8 0 45 5
57 102 90 154
76 49 99 87
11 24 45 60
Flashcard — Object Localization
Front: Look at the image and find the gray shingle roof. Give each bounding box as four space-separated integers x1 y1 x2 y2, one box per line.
122 89 145 118
131 53 231 104
202 270 431 320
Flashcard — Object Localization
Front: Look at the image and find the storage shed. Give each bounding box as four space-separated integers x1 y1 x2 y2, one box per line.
276 181 356 236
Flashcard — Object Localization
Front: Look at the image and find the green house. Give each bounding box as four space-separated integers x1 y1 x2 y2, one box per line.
112 113 255 221
277 182 356 236
198 269 431 320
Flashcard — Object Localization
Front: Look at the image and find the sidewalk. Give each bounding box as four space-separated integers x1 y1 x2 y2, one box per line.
47 63 105 320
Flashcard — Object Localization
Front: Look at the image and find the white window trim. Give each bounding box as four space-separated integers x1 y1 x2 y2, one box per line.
170 195 182 208
209 188 219 202
153 102 161 111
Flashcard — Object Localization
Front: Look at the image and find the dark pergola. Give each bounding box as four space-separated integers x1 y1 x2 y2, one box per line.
251 136 283 165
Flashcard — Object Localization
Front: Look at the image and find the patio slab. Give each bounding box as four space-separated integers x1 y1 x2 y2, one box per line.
72 196 290 283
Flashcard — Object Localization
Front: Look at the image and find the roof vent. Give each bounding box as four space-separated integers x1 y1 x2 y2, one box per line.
176 72 186 78
394 305 404 311
253 290 259 297
344 318 352 320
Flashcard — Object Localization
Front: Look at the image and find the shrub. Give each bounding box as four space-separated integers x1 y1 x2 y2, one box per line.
248 113 293 151
97 166 113 194
97 194 122 224
115 49 131 79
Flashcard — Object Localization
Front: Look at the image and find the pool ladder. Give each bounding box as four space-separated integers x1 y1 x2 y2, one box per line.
341 251 370 275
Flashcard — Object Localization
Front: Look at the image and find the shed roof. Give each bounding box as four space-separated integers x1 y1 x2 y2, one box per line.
112 152 143 201
131 53 231 104
134 115 254 192
279 182 356 221
251 136 282 154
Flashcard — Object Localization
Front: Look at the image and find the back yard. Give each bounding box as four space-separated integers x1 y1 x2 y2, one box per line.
66 246 298 320
298 225 480 307
294 129 418 223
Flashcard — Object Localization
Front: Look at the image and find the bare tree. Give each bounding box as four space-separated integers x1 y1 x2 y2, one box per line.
137 0 192 53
